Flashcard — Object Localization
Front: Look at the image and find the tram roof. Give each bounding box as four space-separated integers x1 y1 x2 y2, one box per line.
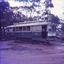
6 22 52 28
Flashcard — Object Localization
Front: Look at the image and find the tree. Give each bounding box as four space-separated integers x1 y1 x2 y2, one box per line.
48 14 59 24
0 1 9 40
61 24 64 32
44 0 54 8
15 0 40 2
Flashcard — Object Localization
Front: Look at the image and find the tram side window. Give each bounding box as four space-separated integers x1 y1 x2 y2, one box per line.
49 29 52 31
7 28 9 32
16 27 19 31
23 26 26 31
19 27 22 31
27 26 30 31
13 27 15 31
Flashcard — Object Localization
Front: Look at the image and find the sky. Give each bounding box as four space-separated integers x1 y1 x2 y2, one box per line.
5 0 64 20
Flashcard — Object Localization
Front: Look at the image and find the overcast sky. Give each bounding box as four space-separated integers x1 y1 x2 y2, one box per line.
5 0 64 20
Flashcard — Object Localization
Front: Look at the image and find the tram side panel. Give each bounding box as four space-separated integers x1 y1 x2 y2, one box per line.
31 25 48 41
5 28 15 39
5 27 32 40
5 24 56 41
31 25 42 40
47 24 56 41
5 25 48 40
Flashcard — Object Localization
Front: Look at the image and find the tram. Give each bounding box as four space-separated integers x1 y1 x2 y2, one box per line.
5 21 56 42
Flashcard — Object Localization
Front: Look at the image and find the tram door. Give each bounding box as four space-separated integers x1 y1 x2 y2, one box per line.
42 25 47 38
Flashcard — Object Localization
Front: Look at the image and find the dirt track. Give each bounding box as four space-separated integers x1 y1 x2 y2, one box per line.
0 40 64 64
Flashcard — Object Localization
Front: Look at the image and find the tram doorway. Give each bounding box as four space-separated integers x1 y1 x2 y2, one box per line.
42 25 47 38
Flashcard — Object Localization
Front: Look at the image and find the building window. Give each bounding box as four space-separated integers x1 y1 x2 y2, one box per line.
27 26 30 31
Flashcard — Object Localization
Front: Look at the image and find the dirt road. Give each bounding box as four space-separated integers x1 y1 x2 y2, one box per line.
0 40 64 64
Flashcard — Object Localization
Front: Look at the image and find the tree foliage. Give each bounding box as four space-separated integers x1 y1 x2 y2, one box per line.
0 1 9 19
44 0 54 8
15 0 40 2
48 14 59 24
0 1 9 40
61 24 64 32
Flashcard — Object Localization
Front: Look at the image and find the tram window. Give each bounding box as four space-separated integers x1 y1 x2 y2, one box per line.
49 29 51 31
23 26 26 31
27 26 30 31
19 27 22 31
7 28 9 32
16 27 19 31
13 27 15 31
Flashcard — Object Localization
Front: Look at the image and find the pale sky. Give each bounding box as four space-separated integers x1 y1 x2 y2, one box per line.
5 0 64 20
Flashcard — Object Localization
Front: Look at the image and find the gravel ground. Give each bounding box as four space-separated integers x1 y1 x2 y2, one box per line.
0 40 64 64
